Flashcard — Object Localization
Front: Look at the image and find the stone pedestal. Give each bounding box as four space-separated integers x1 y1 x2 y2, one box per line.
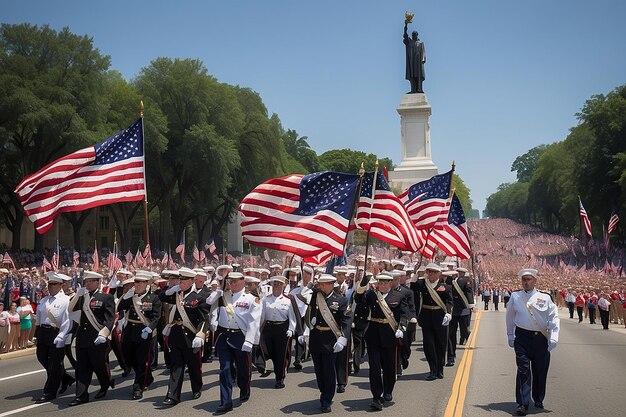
388 93 438 190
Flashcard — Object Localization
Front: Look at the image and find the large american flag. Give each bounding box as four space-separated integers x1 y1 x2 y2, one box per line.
354 172 424 252
398 169 453 230
238 172 360 258
14 119 146 234
608 209 619 235
425 194 471 259
579 197 592 237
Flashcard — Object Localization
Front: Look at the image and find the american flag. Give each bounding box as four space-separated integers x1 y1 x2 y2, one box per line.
608 209 619 235
424 194 471 259
92 245 99 272
51 242 59 271
134 249 144 267
125 250 133 266
143 243 152 265
2 252 16 269
354 172 424 252
162 252 169 265
175 232 185 263
42 256 52 273
14 119 146 234
192 242 201 262
398 170 453 230
579 197 592 237
205 239 219 260
263 249 270 262
238 172 360 258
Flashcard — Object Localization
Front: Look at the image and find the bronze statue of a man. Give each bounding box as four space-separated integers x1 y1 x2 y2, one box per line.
403 17 426 94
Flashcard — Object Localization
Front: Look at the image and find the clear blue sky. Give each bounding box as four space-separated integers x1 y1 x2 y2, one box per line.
4 1 626 213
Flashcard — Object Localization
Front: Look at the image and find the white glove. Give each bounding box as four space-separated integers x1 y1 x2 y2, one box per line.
298 335 305 345
122 287 135 299
141 327 152 339
192 336 203 349
165 284 180 296
54 335 65 348
507 335 515 348
333 336 347 353
116 317 126 332
214 289 223 298
108 277 119 289
442 313 452 326
548 339 557 352
242 341 253 352
94 335 106 345
76 287 87 297
286 330 293 338
310 317 316 326
395 329 404 339
64 333 73 345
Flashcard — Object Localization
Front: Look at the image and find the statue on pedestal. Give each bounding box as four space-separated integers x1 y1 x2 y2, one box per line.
403 12 426 94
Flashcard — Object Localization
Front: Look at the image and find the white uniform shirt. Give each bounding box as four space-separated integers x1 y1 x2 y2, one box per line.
213 288 261 345
261 294 297 333
506 288 560 342
289 285 312 317
36 292 71 339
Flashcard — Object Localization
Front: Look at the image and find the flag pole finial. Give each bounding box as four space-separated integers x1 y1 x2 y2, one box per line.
452 160 456 172
359 162 365 176
140 101 144 118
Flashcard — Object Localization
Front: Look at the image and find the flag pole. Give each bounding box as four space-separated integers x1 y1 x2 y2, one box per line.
342 162 366 255
363 160 379 274
578 195 582 241
140 101 150 247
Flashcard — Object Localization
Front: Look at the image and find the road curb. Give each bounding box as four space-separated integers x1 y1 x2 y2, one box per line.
0 347 36 360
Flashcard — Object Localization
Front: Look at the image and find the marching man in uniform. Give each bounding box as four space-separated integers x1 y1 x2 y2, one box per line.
411 263 453 381
35 272 71 402
117 271 162 399
158 267 210 406
207 271 261 413
68 271 115 406
259 275 297 389
299 274 352 414
355 272 410 410
506 268 559 416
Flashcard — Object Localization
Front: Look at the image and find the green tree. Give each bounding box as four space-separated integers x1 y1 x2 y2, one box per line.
0 24 111 250
511 144 549 182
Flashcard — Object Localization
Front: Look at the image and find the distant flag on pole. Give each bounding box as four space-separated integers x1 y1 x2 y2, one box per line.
72 250 80 269
92 244 99 272
175 231 186 264
263 249 270 262
579 196 592 237
608 209 619 235
51 241 60 271
192 242 201 263
205 239 219 260
2 252 16 270
42 256 52 273
143 243 152 265
125 250 133 266
14 119 146 234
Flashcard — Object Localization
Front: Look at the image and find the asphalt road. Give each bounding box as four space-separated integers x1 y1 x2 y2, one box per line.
2 307 625 417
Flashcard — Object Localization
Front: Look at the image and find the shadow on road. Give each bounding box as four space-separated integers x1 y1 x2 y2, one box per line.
472 402 553 415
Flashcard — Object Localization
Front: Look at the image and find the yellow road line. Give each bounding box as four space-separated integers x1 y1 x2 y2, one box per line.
444 310 483 417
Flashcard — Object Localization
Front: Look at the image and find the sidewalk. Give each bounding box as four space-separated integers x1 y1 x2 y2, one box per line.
0 346 36 360
557 306 626 336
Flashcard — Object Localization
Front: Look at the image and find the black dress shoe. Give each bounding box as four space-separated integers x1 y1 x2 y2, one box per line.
192 391 201 400
132 391 143 400
321 405 332 413
240 392 250 402
402 358 409 369
293 363 302 371
425 374 437 381
216 403 233 413
274 380 285 389
437 372 444 379
59 375 75 394
94 389 108 400
36 394 55 403
122 368 131 377
336 384 345 393
383 393 393 402
110 379 116 389
516 404 528 416
369 399 383 411
260 370 272 377
68 398 88 407
534 402 544 409
446 359 455 367
162 398 178 406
